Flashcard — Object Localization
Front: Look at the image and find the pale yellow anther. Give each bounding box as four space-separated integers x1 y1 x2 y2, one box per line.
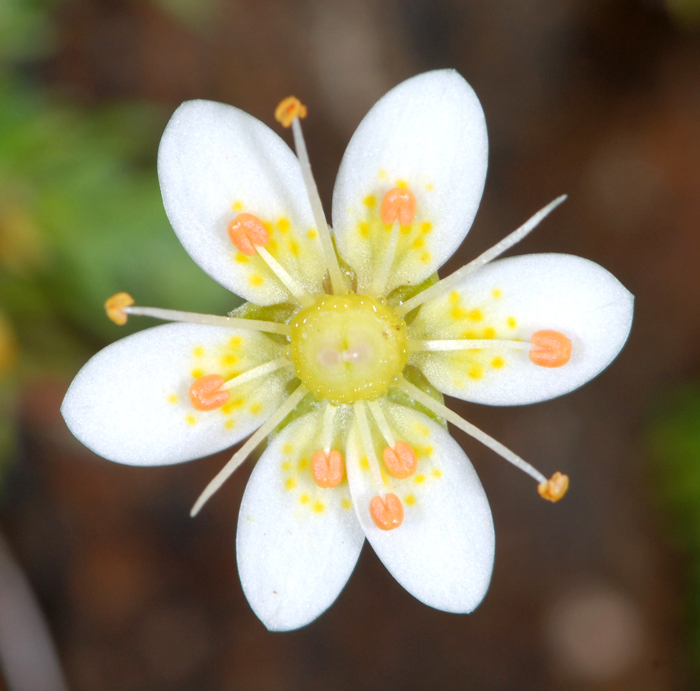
538 472 569 502
105 292 134 325
275 97 307 128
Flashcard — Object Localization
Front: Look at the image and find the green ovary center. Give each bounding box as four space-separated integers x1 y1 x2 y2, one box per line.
289 294 409 405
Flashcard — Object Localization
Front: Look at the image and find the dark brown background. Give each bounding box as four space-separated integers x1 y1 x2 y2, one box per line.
3 0 700 689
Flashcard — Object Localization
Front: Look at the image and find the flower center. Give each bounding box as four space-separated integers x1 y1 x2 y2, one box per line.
289 294 409 405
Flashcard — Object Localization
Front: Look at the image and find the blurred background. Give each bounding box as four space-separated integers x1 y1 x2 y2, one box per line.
1 0 699 689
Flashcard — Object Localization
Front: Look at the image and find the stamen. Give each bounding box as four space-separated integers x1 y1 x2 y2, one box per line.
408 338 532 352
367 400 418 479
190 384 308 516
538 471 569 502
370 188 416 295
105 292 134 325
255 246 312 305
529 330 572 367
274 96 307 128
190 374 230 411
369 493 404 531
121 305 290 336
275 96 345 294
380 188 416 227
311 450 344 488
398 378 556 490
354 401 385 492
383 442 418 479
396 195 567 316
227 213 270 256
221 357 292 391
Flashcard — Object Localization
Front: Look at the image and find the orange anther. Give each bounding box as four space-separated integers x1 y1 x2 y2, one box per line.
189 374 230 412
369 493 404 531
380 187 417 227
312 450 345 488
538 472 569 502
274 96 307 128
529 330 572 368
105 292 134 325
383 441 418 479
227 213 270 256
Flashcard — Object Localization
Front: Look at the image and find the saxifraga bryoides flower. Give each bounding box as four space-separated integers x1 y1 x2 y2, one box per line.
61 70 634 631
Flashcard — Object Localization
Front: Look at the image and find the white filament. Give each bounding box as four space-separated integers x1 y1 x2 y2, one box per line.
398 379 547 484
190 384 308 516
397 196 567 316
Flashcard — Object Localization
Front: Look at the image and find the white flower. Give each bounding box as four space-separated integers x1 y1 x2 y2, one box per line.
61 71 634 631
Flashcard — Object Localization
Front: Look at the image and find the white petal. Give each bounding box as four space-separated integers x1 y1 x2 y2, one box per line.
332 70 488 293
346 402 494 613
61 323 293 466
158 100 327 305
237 411 364 631
410 254 634 405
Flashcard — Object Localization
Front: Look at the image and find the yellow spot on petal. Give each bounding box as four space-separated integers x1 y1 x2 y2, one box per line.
224 419 235 430
289 239 300 257
282 461 291 471
461 329 477 339
221 402 233 414
412 237 425 249
186 414 197 426
405 494 417 506
263 221 273 233
425 183 434 191
233 201 243 211
282 443 293 455
414 474 426 484
278 217 290 233
414 423 430 437
229 336 242 348
298 456 309 471
230 397 244 409
484 327 496 339
191 368 204 379
492 356 505 369
360 457 370 471
285 477 297 490
432 468 442 478
451 306 468 320
250 402 262 415
221 354 237 366
492 288 502 299
300 493 310 504
235 253 249 263
449 291 460 304
468 309 483 321
312 501 325 513
364 195 376 208
193 346 205 358
168 394 178 404
358 221 370 238
468 364 483 379
396 179 408 188
307 229 317 239
507 316 517 329
268 238 278 252
341 498 352 510
421 252 431 263
422 446 433 457
379 169 387 179
421 221 432 234
250 274 264 287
